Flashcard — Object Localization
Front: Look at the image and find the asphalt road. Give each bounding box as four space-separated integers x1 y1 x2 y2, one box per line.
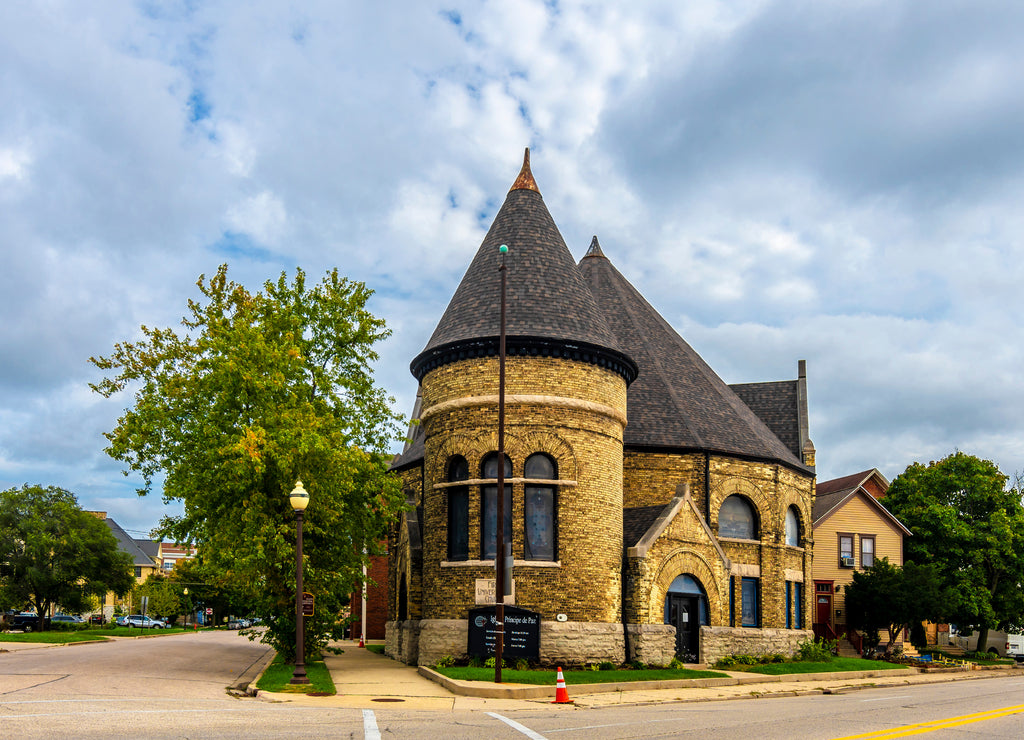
2 634 1023 739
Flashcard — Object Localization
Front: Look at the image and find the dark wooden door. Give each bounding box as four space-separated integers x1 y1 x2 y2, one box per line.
668 594 699 660
816 592 832 627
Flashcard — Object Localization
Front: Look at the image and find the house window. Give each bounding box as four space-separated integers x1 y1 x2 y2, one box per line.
839 534 854 566
793 582 802 629
741 577 760 627
786 582 792 629
480 453 512 560
134 566 142 578
785 506 800 546
524 453 556 561
860 536 875 568
719 495 758 539
447 456 469 561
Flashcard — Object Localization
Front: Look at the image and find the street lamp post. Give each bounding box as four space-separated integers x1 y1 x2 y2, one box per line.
290 480 310 684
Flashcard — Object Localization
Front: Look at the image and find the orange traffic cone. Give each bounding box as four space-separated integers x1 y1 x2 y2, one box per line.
552 666 573 704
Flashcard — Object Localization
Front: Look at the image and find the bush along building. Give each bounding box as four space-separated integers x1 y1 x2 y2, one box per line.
387 150 816 667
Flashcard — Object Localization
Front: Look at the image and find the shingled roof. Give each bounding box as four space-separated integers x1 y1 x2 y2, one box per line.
730 380 801 459
410 150 636 384
579 237 810 471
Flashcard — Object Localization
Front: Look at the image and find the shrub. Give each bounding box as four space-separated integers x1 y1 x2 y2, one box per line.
629 659 646 670
483 657 506 669
598 661 616 671
514 658 530 671
796 637 835 663
434 655 455 669
669 656 685 669
468 655 484 668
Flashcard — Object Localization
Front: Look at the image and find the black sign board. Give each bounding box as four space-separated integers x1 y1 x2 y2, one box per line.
302 592 315 617
467 605 540 660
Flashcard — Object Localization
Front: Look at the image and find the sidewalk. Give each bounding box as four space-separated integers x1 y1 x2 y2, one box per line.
255 640 1023 711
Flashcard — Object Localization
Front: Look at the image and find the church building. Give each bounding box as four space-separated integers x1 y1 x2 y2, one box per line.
387 151 816 666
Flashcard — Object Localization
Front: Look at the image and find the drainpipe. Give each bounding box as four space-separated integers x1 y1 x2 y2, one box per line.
704 452 711 521
621 550 632 663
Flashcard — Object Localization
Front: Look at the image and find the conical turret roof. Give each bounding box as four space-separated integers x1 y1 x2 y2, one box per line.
579 238 809 471
411 152 637 383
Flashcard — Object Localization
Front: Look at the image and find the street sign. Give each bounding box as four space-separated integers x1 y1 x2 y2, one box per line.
302 592 314 616
205 608 213 615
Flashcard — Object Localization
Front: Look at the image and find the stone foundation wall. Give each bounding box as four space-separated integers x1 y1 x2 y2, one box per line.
626 623 676 665
384 620 421 665
418 619 468 667
539 621 625 666
700 625 812 664
389 618 631 667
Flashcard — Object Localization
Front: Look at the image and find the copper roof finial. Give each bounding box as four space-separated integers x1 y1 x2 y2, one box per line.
583 235 606 258
510 147 539 193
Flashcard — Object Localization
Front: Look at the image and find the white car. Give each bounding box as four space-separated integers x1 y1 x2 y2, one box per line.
125 615 166 629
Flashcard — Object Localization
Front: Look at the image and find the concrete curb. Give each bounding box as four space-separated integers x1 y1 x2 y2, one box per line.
416 666 923 699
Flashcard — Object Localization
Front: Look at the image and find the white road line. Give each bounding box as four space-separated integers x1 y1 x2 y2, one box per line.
363 708 381 740
486 712 550 740
860 695 912 702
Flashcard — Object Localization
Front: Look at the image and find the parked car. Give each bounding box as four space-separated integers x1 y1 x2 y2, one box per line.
956 628 1024 659
125 615 166 629
226 617 251 629
7 612 49 632
88 614 105 625
51 614 86 625
115 615 129 627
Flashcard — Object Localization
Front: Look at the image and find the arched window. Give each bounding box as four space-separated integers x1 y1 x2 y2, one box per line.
785 506 801 547
480 453 512 560
447 456 469 561
719 495 758 539
524 453 557 561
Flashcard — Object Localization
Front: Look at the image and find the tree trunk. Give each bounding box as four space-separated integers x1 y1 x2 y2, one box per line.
977 625 990 653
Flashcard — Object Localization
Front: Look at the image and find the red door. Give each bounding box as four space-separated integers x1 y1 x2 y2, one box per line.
816 593 832 627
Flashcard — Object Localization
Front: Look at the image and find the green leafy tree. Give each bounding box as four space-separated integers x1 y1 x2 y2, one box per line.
90 266 405 660
138 574 184 623
884 452 1024 652
0 485 134 630
844 557 947 653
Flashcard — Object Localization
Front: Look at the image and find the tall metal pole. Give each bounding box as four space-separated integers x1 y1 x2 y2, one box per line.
495 243 508 684
292 508 309 684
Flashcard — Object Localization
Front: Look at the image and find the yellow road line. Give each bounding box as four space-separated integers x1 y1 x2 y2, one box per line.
832 703 1024 739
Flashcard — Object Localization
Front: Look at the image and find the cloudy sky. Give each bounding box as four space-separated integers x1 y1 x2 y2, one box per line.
2 1 1022 537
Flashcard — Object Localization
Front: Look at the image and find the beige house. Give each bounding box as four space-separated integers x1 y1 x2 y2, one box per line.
811 469 911 649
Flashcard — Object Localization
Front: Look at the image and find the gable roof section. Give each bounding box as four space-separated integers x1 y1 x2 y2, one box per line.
411 151 636 385
812 473 911 536
579 238 810 472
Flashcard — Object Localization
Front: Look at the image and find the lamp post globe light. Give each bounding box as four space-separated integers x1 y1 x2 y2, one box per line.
290 480 310 684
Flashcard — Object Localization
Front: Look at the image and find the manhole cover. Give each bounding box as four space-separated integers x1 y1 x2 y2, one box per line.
372 698 406 702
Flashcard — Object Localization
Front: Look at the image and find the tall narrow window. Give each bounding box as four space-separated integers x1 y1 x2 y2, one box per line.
785 506 801 546
741 577 760 627
785 582 792 629
793 582 802 629
839 534 854 566
481 453 512 560
447 456 469 561
860 536 875 568
524 453 557 561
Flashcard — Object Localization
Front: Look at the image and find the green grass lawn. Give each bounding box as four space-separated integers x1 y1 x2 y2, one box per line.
739 657 909 675
433 666 727 684
255 654 336 694
0 630 109 644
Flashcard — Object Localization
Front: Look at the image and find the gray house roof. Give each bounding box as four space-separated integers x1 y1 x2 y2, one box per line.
104 518 158 567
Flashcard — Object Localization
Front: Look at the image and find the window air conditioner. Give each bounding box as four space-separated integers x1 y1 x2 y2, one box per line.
840 556 855 567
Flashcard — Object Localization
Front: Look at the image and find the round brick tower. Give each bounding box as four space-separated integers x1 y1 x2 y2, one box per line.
405 150 638 665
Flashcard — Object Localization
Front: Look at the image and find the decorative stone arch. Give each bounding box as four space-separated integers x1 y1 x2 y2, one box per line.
509 429 578 481
710 477 770 539
648 548 724 626
428 433 489 483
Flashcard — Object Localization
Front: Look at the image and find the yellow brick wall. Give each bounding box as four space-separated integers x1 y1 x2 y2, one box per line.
416 356 628 623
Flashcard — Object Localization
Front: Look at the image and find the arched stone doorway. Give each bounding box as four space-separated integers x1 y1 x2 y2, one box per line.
664 574 709 661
